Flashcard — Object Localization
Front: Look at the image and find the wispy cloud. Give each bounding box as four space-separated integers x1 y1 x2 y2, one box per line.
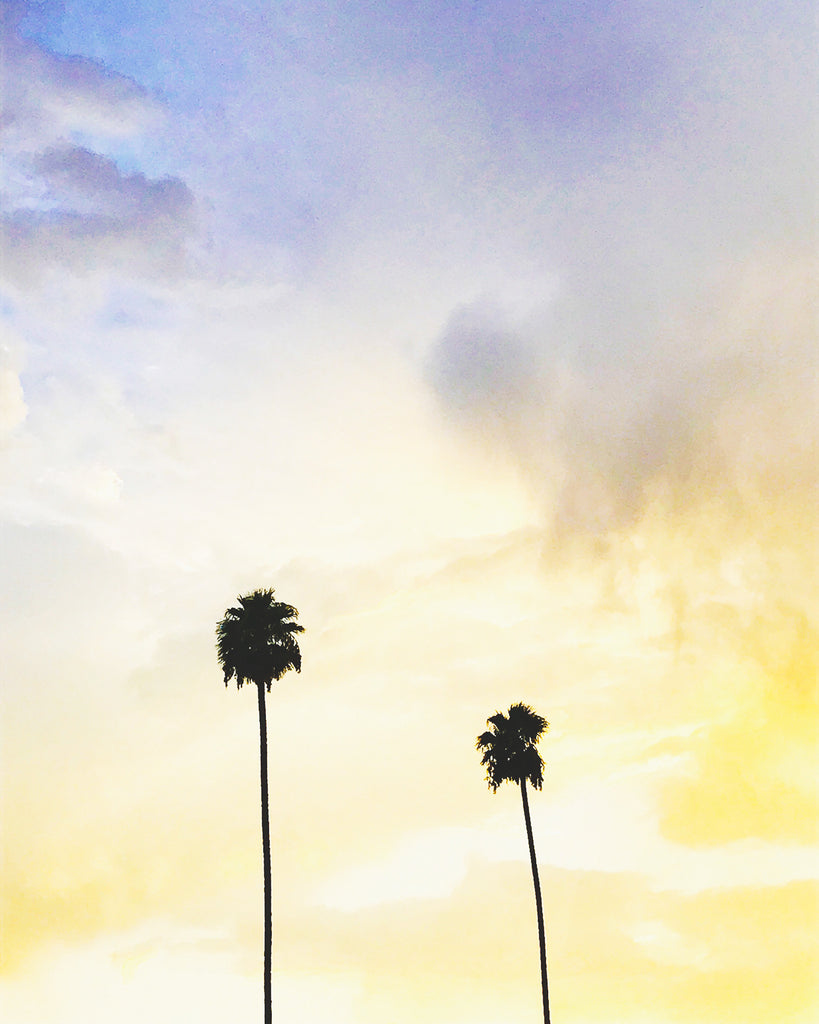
1 15 194 285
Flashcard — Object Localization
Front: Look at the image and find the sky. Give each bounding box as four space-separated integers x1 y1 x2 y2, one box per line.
0 1 816 1022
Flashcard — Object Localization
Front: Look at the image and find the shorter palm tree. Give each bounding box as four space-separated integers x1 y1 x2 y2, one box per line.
477 702 551 1024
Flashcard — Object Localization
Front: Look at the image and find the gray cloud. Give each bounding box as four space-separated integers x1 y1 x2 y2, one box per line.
426 253 817 536
1 147 195 283
0 16 194 285
426 301 541 413
34 145 187 211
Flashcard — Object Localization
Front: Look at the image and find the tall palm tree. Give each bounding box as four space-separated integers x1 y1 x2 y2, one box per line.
477 702 551 1024
216 588 304 1024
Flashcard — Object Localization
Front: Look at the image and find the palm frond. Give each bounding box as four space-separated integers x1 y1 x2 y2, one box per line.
508 702 548 743
476 702 549 791
476 729 496 750
216 587 304 690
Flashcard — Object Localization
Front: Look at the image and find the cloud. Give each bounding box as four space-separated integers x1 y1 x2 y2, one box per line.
426 300 541 414
0 322 28 440
1 14 163 145
426 252 817 535
0 925 259 1024
2 146 195 283
313 744 817 915
33 146 184 213
279 856 819 1024
1 17 194 285
0 326 27 440
0 367 26 437
418 0 816 539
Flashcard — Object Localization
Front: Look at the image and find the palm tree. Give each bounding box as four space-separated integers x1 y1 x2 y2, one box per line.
477 702 551 1024
216 588 304 1024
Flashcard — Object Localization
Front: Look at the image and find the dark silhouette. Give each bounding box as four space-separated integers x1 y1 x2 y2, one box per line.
477 702 551 1024
216 589 304 1024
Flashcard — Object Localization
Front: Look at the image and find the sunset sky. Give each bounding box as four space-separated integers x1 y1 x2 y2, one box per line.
1 1 816 1022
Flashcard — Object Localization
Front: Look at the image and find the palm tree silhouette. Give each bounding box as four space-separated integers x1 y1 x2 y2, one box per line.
216 589 304 1024
477 702 551 1024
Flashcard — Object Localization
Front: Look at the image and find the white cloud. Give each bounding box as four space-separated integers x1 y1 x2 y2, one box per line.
0 325 28 439
628 920 710 967
314 754 818 913
1 24 163 149
0 915 363 1024
533 763 819 893
0 368 27 438
315 826 477 910
0 927 253 1024
39 463 123 505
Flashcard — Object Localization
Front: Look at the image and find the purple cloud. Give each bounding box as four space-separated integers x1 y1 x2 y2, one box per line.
1 8 195 285
2 146 195 283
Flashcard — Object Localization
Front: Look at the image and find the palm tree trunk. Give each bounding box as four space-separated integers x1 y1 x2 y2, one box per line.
520 777 550 1024
256 681 272 1024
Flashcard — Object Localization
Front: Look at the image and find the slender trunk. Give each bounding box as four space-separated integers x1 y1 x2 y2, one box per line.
520 777 550 1024
256 681 272 1024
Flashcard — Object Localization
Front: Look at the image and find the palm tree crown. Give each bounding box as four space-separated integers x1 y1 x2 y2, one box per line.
477 702 548 792
216 588 304 690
